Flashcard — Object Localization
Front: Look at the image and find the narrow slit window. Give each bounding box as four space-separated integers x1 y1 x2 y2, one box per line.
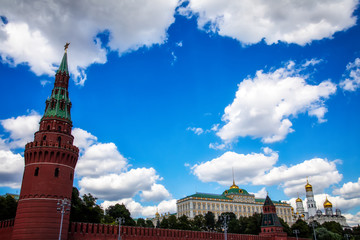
34 167 39 176
55 168 59 177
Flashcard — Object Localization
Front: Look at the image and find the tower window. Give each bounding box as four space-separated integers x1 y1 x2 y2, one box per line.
58 126 62 132
43 135 46 141
55 168 59 177
57 136 61 145
70 173 73 180
61 89 65 95
47 125 50 130
34 167 39 176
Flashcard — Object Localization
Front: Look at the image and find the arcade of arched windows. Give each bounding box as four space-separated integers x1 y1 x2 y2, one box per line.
39 120 72 135
25 149 77 167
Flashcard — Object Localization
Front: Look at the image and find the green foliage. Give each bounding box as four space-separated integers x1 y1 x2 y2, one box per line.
137 218 146 227
316 227 342 240
105 203 136 226
159 217 169 228
0 195 17 221
168 215 179 229
145 219 154 228
321 221 344 236
204 211 216 231
279 217 291 236
70 187 103 223
192 215 206 231
291 219 311 238
244 213 262 235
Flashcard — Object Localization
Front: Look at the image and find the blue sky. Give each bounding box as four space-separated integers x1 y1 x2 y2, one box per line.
0 0 360 225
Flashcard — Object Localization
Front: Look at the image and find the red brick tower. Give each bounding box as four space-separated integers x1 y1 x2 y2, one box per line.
260 195 287 239
12 45 79 240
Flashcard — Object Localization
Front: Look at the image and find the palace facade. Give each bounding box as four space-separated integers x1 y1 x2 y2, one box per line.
176 180 294 225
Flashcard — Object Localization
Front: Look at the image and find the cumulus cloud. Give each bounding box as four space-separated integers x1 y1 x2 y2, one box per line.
192 147 343 198
140 183 171 202
0 150 24 188
0 0 178 85
187 127 204 135
333 178 360 199
209 142 227 150
340 58 360 91
101 198 177 218
253 158 342 197
191 147 278 186
76 142 127 177
72 128 98 152
217 62 337 143
343 212 360 226
251 187 267 199
180 0 357 45
78 167 162 201
0 111 41 149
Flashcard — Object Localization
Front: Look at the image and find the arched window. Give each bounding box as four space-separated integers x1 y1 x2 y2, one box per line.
57 137 61 145
43 135 46 141
47 125 50 130
58 126 62 132
34 167 39 176
55 168 59 177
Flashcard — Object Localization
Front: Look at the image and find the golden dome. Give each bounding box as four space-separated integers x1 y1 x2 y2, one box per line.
296 197 303 202
230 179 239 189
305 179 313 192
323 197 332 208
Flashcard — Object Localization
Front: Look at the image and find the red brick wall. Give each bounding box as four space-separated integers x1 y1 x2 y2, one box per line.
68 223 273 240
0 219 14 240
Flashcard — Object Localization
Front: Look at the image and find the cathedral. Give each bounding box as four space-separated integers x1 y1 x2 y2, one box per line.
295 180 349 228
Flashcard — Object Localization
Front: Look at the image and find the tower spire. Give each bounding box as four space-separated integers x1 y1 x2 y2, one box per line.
12 44 79 240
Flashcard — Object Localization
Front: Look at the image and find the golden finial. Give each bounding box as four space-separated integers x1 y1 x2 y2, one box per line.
64 42 70 52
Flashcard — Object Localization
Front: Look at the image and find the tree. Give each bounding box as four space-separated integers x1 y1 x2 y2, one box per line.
192 215 205 231
178 215 192 230
244 213 262 235
291 219 311 238
137 218 146 227
0 194 17 221
279 217 291 236
70 187 103 223
168 215 179 229
204 211 216 231
322 221 343 236
145 219 154 228
159 217 169 229
105 203 136 226
316 227 342 240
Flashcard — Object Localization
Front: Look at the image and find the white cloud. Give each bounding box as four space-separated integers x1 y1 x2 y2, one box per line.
187 127 204 135
76 143 128 177
101 198 177 218
253 158 342 197
180 0 357 45
0 150 24 188
343 212 360 226
78 167 161 201
140 183 171 202
251 187 267 199
0 111 41 149
0 0 178 85
72 128 98 152
209 142 227 150
191 147 278 186
333 178 360 199
340 58 360 91
217 62 337 143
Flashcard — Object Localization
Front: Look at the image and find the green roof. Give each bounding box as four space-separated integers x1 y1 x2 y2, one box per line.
255 198 286 204
180 192 229 201
223 188 250 195
43 87 71 122
56 51 69 75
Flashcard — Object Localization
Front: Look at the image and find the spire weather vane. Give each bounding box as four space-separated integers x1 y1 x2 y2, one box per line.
64 42 70 52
